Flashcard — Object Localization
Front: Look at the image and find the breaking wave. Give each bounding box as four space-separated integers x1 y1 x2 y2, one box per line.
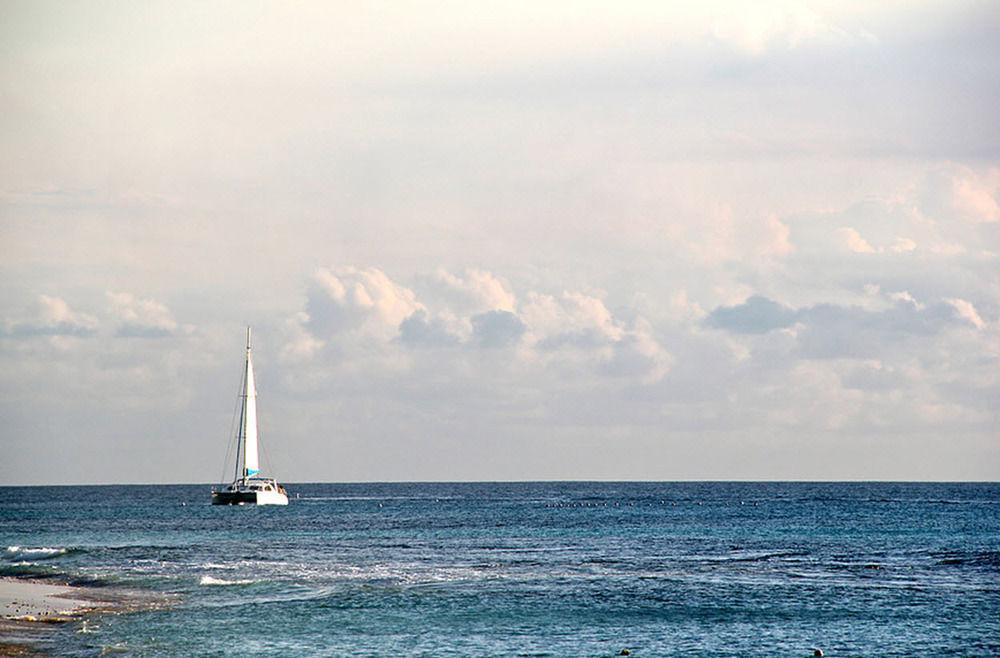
199 575 258 586
4 545 73 560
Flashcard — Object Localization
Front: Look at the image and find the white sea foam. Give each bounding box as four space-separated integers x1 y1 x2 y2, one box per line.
77 620 100 634
5 545 69 559
199 575 257 586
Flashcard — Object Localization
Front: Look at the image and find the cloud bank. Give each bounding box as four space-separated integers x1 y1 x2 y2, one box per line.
1 1 998 483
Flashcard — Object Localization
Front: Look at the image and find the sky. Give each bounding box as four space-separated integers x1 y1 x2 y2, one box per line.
1 0 998 484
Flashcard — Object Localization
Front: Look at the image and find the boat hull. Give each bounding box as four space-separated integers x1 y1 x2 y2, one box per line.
211 490 289 505
211 480 289 506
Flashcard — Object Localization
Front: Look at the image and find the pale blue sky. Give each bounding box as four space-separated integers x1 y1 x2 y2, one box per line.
1 0 998 484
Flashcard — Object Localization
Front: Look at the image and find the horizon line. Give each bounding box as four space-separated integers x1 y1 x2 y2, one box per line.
2 479 997 488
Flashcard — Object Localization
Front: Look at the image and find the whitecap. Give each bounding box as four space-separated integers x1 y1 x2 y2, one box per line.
199 575 257 586
4 545 69 559
198 562 239 570
77 620 100 634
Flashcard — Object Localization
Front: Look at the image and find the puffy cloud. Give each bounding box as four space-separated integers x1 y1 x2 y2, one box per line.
798 296 979 358
836 227 918 255
759 213 795 258
945 298 986 330
305 266 423 340
920 165 1000 224
791 175 984 263
667 205 793 265
280 312 324 361
705 295 798 334
601 319 673 384
780 168 999 322
522 291 624 347
284 267 675 384
471 310 526 348
269 248 990 465
2 295 98 338
887 290 920 308
836 226 876 254
890 237 917 253
667 290 708 324
520 291 671 382
706 291 987 359
399 310 462 348
106 292 180 337
426 268 517 314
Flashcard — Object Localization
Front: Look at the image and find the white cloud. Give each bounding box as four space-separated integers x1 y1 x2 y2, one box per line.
920 165 1000 224
837 226 876 253
705 295 798 334
305 266 423 340
2 295 98 338
705 289 992 364
799 166 998 250
471 310 527 348
517 290 671 382
888 290 921 308
945 298 985 330
667 205 793 265
37 295 97 330
399 309 464 348
836 227 916 255
426 268 517 314
602 319 673 384
286 268 675 386
521 291 624 347
280 312 324 361
667 290 707 324
748 213 795 261
107 291 181 337
889 237 917 253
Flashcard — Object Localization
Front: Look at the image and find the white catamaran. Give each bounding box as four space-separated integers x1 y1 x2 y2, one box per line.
211 327 288 506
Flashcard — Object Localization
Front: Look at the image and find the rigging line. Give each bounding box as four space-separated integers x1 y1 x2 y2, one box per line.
259 428 272 476
234 353 250 483
219 374 243 486
257 392 278 478
219 361 245 486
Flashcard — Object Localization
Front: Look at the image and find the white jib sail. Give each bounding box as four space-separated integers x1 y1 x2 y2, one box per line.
241 327 260 478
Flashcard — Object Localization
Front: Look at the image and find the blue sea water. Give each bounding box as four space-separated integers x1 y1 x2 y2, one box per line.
1 482 998 657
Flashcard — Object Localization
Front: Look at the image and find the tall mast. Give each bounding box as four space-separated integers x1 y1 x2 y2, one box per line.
233 328 247 483
241 327 260 481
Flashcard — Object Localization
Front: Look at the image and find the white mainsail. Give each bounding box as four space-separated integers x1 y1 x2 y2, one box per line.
239 327 260 479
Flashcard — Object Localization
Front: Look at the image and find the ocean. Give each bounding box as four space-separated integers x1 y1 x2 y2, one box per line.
2 482 998 657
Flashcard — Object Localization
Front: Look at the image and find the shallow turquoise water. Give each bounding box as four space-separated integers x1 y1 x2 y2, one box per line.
2 482 998 656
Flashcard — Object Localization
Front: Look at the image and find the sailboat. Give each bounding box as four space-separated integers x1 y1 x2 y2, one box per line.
211 327 289 506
